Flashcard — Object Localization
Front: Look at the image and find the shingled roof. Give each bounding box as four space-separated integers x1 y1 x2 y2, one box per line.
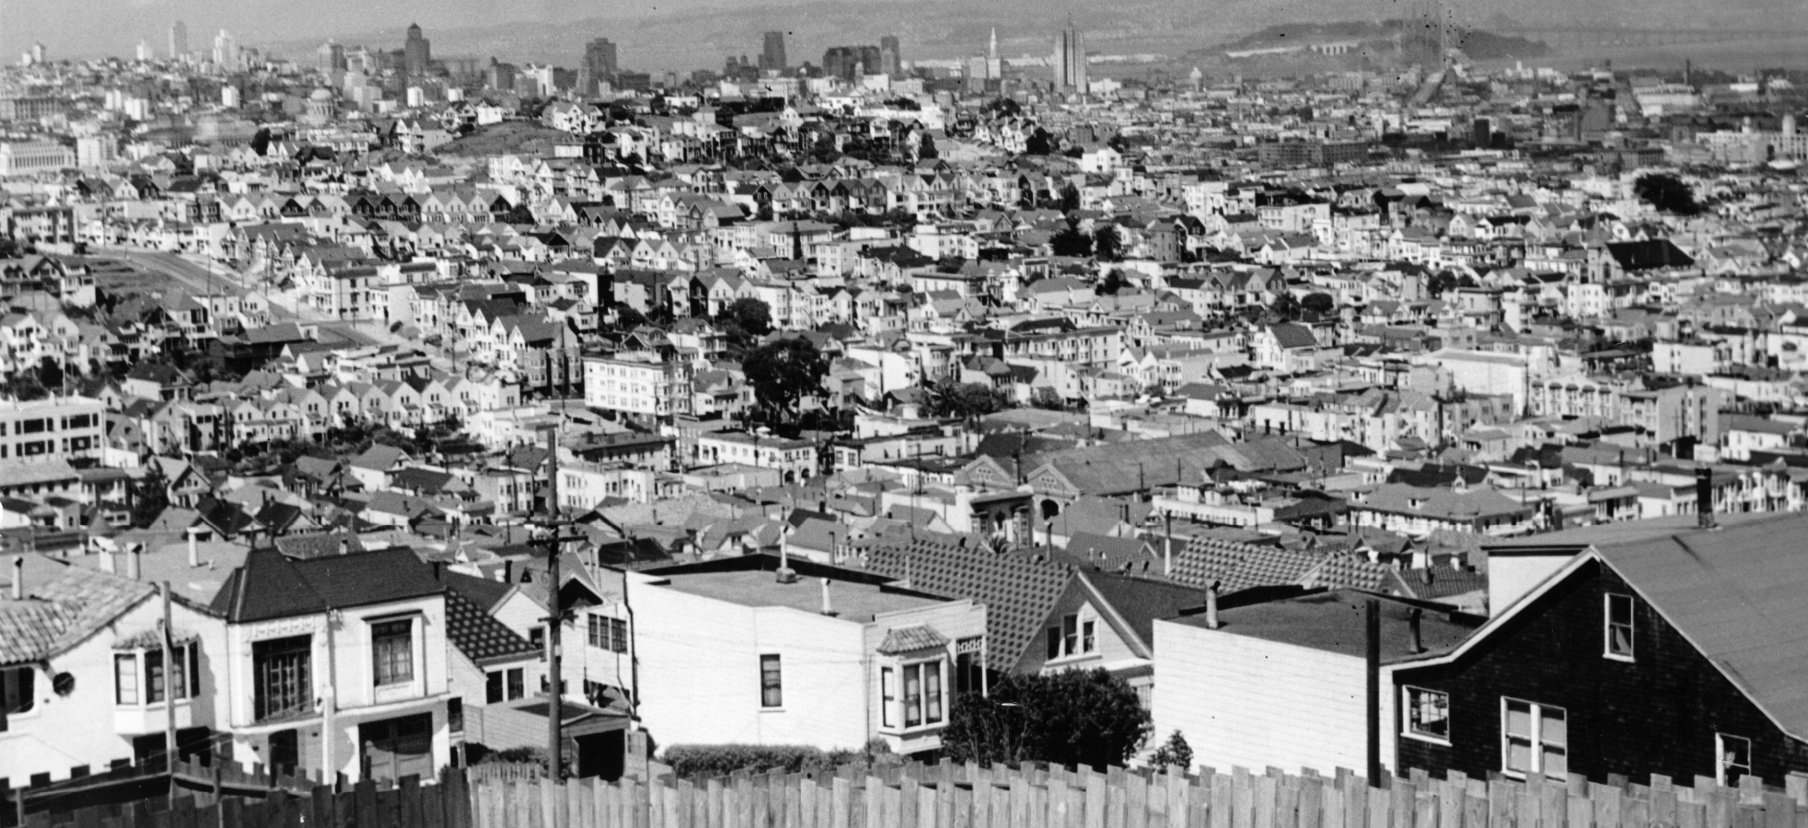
210 546 446 623
861 535 1072 671
445 589 537 666
1167 535 1394 595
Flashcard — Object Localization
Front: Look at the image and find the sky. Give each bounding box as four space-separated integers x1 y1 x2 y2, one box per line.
4 0 1805 69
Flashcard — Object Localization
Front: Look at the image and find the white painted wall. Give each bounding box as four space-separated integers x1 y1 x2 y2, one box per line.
1151 620 1395 777
0 593 225 784
1486 552 1575 616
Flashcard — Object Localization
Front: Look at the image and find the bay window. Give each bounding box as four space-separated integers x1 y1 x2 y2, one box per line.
890 660 946 730
113 643 201 706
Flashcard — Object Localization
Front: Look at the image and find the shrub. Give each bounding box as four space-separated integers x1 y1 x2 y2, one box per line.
661 744 826 779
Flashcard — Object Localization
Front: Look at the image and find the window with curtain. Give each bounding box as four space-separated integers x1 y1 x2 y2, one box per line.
372 619 414 686
759 654 782 708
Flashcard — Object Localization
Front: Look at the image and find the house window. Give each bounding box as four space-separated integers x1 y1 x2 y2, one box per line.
252 636 312 721
1716 734 1752 787
587 615 629 653
529 626 545 650
1047 613 1097 661
2 667 35 716
1403 686 1451 743
899 661 946 729
145 644 201 703
115 655 139 705
880 667 897 728
371 619 414 686
759 654 782 708
447 698 464 733
1502 698 1567 780
1603 593 1635 660
485 668 526 704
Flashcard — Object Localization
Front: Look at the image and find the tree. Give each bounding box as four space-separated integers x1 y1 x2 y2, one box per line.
1093 225 1124 262
1149 730 1194 772
919 132 939 160
1058 183 1081 214
1098 269 1131 295
943 669 1151 769
1633 173 1701 216
724 298 773 337
1026 127 1055 156
933 382 1009 419
1270 292 1301 322
742 337 828 423
1050 225 1092 258
131 461 171 528
1301 292 1337 318
36 357 64 394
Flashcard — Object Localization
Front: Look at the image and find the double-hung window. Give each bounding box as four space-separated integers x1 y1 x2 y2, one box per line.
1716 734 1752 787
1045 613 1097 661
759 654 783 708
1603 593 1635 661
371 619 414 686
486 667 525 704
1502 698 1567 780
897 661 945 729
253 636 312 721
880 667 897 728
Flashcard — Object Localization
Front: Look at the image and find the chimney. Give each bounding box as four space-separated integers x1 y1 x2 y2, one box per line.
503 559 514 584
127 545 142 581
819 578 836 616
10 556 22 600
1696 467 1716 530
1205 583 1221 630
187 527 200 568
776 531 798 584
1408 607 1426 654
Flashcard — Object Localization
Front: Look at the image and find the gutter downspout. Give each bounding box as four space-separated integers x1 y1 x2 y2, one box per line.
323 606 339 785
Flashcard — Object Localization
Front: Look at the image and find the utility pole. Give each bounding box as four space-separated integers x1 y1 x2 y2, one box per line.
160 581 177 798
538 424 578 780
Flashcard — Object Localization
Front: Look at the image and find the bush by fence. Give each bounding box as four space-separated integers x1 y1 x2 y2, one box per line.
660 742 896 780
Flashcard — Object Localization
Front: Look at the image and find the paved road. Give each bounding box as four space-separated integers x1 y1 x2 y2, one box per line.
100 248 406 349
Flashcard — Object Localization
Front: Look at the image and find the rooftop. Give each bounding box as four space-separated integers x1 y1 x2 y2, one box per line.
650 566 950 621
1168 589 1479 663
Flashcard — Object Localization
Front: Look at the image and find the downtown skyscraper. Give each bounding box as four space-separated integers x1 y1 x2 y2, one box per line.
760 31 787 72
1053 18 1087 94
168 20 188 60
403 23 431 77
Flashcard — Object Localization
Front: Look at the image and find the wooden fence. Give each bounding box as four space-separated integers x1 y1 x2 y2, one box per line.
469 760 1808 828
14 771 468 828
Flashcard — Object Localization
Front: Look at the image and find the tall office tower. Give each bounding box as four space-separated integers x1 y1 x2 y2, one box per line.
857 45 881 76
878 35 902 77
168 21 188 59
403 23 432 76
318 40 347 73
1053 18 1087 94
584 38 619 80
212 29 238 69
761 31 787 72
135 40 154 62
822 47 859 81
985 27 1003 81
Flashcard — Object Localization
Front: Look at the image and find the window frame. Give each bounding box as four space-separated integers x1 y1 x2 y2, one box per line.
1 666 36 717
115 654 140 705
252 635 313 722
759 654 783 709
1716 733 1752 787
1401 685 1452 745
1603 593 1635 662
880 666 897 728
1047 612 1100 662
142 642 201 704
1500 697 1568 781
370 618 415 687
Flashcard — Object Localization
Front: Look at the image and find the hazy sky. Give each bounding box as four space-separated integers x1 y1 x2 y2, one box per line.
0 0 563 59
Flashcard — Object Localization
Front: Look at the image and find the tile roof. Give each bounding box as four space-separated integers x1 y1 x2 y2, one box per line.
0 558 154 665
445 589 537 665
860 535 1071 671
877 624 950 654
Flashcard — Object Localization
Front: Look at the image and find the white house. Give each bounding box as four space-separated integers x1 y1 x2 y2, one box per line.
1150 590 1477 776
627 555 986 757
212 546 454 783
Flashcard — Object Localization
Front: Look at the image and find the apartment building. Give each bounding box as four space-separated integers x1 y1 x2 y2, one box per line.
0 396 104 464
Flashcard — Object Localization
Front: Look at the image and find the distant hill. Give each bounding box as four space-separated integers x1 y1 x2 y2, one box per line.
1214 19 1550 61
